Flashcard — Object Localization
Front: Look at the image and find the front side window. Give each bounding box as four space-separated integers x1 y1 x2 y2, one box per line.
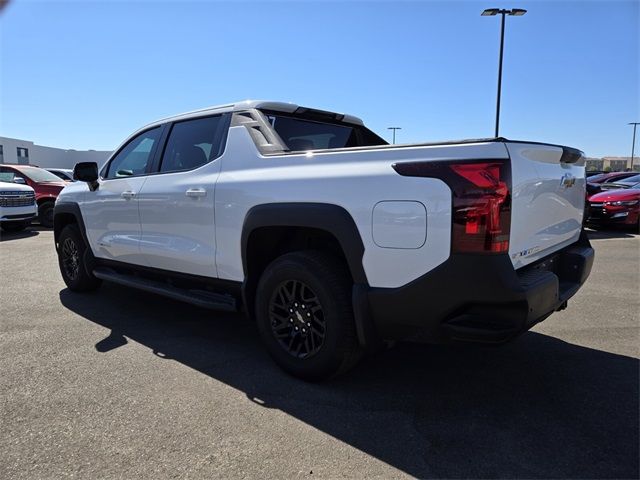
159 115 226 173
105 127 161 179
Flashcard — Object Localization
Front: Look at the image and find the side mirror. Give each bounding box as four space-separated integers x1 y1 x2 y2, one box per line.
13 177 26 185
73 162 99 191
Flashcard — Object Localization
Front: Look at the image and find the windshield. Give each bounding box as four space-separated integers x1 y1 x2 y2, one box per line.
17 166 64 183
620 174 640 184
0 171 18 183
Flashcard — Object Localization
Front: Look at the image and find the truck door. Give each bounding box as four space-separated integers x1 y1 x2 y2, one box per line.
137 114 229 277
82 126 162 266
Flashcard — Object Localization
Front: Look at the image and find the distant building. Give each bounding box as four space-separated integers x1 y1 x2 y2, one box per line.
585 156 637 172
0 136 111 169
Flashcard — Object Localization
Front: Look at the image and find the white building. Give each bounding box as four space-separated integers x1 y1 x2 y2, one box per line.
0 136 112 169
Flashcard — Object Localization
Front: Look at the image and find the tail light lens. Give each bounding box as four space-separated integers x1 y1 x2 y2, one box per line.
392 159 511 254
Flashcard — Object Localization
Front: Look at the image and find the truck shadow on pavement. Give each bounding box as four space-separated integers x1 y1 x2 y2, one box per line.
60 284 639 479
0 229 40 242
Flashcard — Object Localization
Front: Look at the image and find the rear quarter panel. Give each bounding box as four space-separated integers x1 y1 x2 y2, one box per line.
215 126 508 288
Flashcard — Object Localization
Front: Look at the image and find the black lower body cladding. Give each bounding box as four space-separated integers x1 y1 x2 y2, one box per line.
360 231 594 344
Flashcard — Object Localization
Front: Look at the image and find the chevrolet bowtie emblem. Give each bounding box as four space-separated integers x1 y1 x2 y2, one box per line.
560 173 576 188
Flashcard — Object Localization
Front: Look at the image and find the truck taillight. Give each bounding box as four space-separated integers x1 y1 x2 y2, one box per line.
392 159 511 254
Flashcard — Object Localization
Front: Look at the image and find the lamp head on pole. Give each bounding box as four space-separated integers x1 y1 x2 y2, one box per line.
481 8 500 16
481 8 527 16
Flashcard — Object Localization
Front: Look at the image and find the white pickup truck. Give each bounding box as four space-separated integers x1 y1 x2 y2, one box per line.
0 181 37 233
54 100 594 379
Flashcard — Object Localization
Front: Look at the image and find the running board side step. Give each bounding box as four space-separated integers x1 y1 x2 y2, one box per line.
92 267 237 312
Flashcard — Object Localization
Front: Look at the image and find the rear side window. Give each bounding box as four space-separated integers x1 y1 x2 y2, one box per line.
159 115 227 173
105 127 162 179
263 112 387 151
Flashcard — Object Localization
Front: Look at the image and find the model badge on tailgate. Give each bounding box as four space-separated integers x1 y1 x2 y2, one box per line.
512 246 542 260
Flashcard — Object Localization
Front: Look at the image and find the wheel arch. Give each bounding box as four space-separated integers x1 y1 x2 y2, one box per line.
37 196 57 206
53 202 89 251
240 203 368 319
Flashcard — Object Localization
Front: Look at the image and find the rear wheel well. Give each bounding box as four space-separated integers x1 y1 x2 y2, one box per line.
243 226 352 317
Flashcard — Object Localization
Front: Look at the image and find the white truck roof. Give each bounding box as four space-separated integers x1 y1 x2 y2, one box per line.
142 100 365 131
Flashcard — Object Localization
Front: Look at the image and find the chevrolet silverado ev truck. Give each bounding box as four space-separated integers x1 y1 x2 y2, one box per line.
54 101 594 380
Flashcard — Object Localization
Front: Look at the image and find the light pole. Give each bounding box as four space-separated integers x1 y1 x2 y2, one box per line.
629 122 639 171
388 127 402 144
481 8 527 138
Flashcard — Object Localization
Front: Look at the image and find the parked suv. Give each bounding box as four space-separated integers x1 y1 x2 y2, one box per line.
0 164 67 227
54 100 594 379
0 181 37 232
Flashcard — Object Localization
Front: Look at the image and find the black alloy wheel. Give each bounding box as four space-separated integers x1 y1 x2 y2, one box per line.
57 224 102 292
255 250 362 380
61 236 80 281
268 279 326 359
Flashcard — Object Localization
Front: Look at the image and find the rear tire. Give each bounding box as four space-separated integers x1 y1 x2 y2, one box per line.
57 224 102 292
39 201 55 228
0 221 28 233
255 250 362 381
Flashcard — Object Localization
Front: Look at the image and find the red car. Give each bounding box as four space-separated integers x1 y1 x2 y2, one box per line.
586 183 640 231
0 164 67 227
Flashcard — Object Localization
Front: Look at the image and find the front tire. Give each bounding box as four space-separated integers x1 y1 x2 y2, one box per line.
255 251 362 381
39 201 55 228
57 224 102 292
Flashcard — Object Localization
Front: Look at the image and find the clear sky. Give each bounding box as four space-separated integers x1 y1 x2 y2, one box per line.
1 0 638 157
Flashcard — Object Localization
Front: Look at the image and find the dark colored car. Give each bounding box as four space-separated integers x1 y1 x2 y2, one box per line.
606 174 640 189
586 183 640 231
0 164 67 227
587 171 638 184
585 172 639 197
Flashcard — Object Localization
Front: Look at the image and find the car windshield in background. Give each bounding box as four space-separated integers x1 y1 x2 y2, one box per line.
263 112 387 151
19 167 64 183
0 172 17 183
619 174 640 184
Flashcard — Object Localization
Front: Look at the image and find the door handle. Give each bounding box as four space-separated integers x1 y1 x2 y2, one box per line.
121 191 136 199
185 188 207 198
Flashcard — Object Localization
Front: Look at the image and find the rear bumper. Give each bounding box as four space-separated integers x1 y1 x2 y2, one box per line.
356 231 594 344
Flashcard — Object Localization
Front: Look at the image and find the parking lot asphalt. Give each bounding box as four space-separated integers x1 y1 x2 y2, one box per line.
0 228 638 479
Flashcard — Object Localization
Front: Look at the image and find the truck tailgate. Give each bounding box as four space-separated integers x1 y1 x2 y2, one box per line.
506 142 585 269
